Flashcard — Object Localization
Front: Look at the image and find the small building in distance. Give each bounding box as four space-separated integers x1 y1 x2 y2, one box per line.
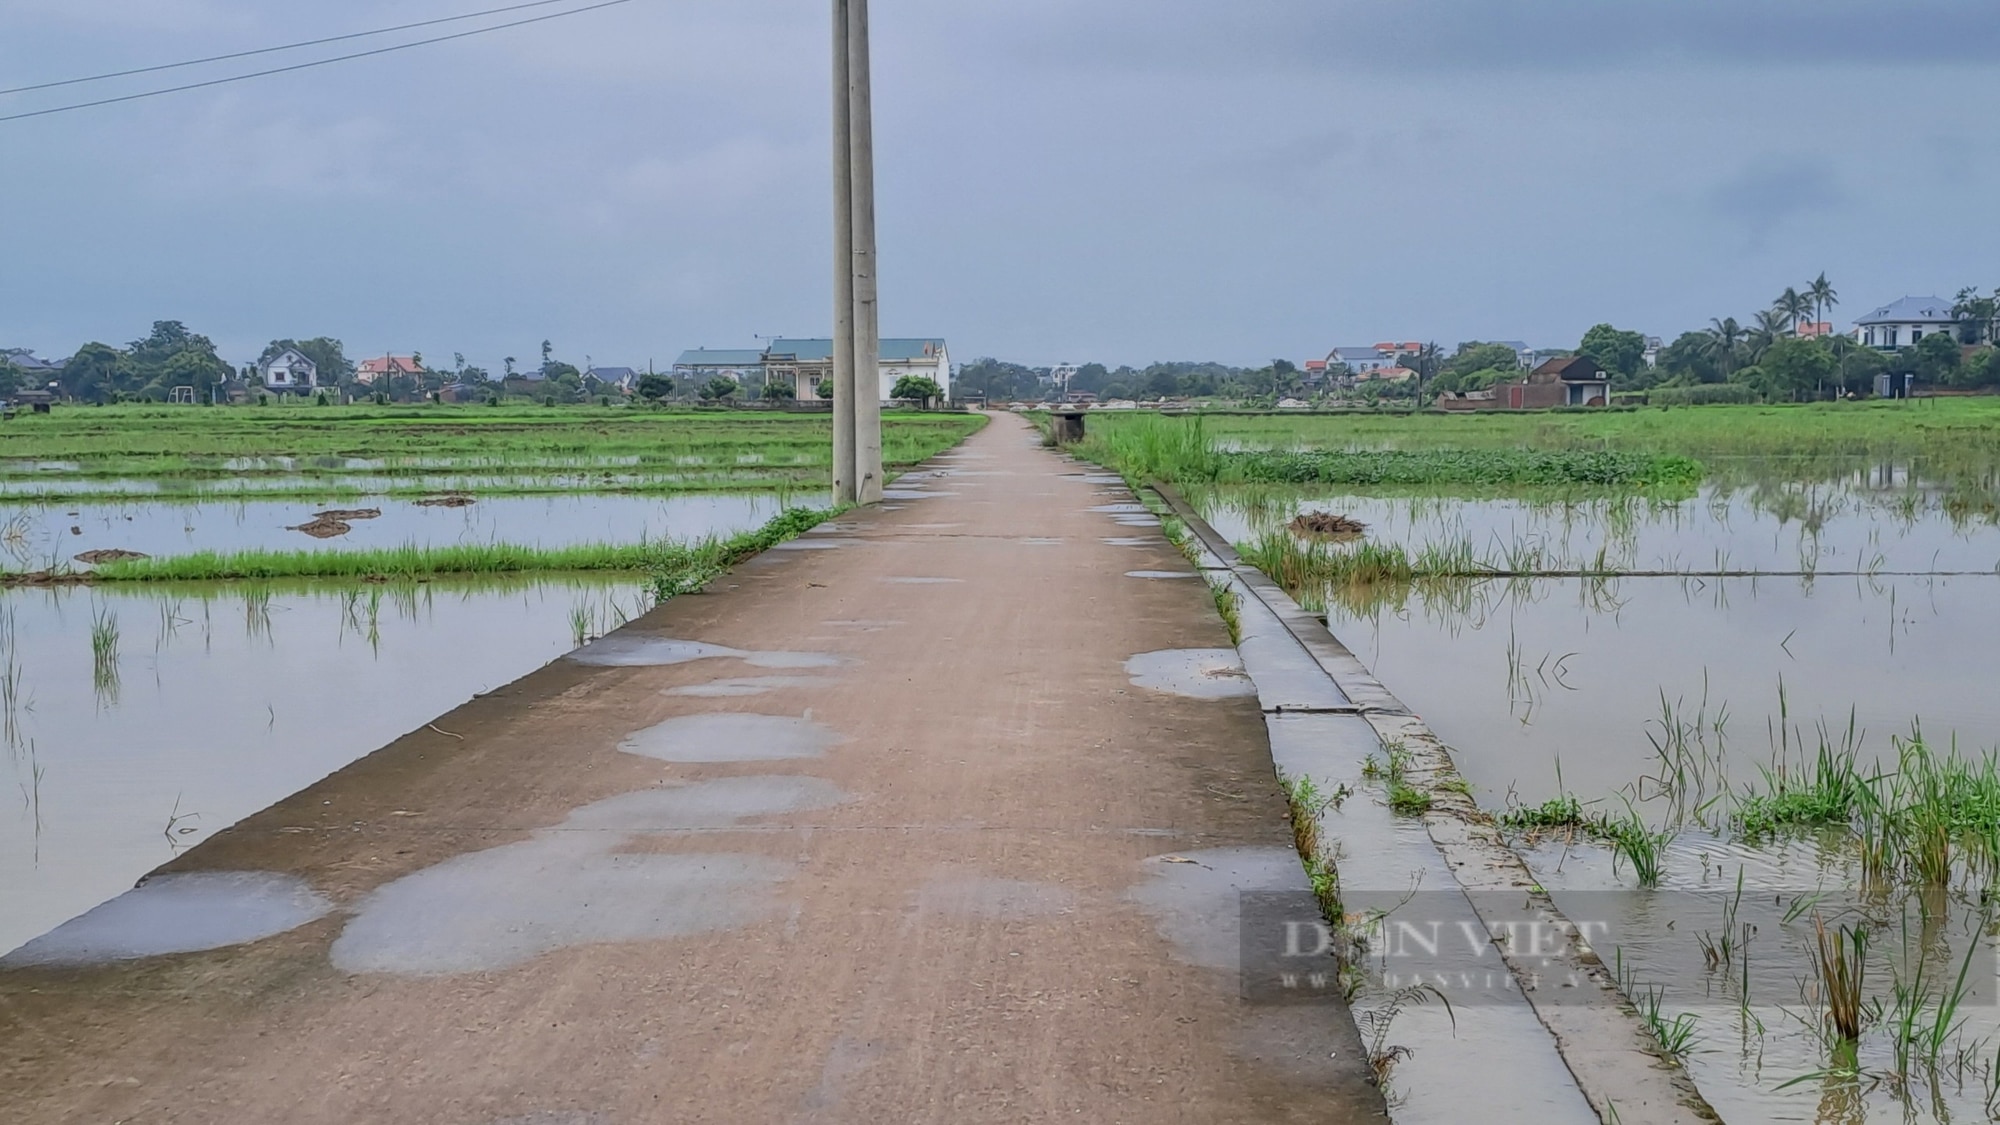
1435 355 1609 411
356 355 425 385
673 349 767 385
257 347 321 393
1855 297 1957 350
1518 355 1608 407
1325 346 1395 375
1 348 62 378
584 366 639 393
762 338 952 402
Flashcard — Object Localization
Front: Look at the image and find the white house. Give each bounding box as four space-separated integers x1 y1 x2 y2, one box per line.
1855 296 1958 350
878 338 951 401
672 349 766 384
1326 346 1394 374
762 338 952 401
257 347 319 392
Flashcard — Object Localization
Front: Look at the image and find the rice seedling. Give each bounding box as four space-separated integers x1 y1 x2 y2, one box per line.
1810 915 1868 1043
1604 803 1673 888
1696 868 1755 976
569 602 598 647
1611 950 1701 1061
0 603 29 750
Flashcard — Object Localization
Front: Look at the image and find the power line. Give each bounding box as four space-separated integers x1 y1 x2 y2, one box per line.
0 0 643 125
0 0 587 97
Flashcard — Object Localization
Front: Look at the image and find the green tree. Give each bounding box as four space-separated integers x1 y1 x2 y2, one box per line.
1703 317 1746 376
1774 287 1811 332
891 374 944 403
1578 324 1648 381
814 377 835 399
1952 286 1998 345
1071 362 1110 393
1912 332 1962 384
1444 342 1523 380
762 380 796 401
637 372 674 401
699 377 738 401
1657 332 1721 383
60 342 127 402
1755 337 1837 400
1808 273 1838 327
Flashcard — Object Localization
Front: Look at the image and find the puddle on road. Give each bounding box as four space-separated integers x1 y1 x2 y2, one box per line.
2 871 332 968
568 636 841 670
331 845 794 975
1124 649 1256 700
331 776 851 975
1125 570 1196 579
619 714 846 761
1101 537 1154 547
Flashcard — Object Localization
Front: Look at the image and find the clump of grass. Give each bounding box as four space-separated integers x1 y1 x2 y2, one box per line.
1603 804 1673 888
1231 448 1704 491
1364 742 1432 817
1206 576 1242 644
78 506 840 593
1811 914 1868 1043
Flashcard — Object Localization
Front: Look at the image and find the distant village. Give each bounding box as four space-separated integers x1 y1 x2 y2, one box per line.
4 282 1995 410
0 329 955 408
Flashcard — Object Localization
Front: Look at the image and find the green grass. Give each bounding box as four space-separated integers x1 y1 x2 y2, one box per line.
0 404 984 485
1232 448 1702 490
75 505 839 591
1087 398 2000 460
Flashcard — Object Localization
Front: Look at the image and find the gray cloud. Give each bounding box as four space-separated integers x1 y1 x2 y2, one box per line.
1706 155 1847 249
0 1 1995 366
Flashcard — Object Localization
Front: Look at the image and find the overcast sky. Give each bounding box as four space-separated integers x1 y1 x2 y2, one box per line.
2 0 1995 371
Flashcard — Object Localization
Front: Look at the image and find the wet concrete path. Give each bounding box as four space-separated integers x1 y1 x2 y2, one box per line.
0 417 1384 1124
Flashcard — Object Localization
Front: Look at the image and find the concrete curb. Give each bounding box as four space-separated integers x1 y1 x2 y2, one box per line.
1148 483 1721 1125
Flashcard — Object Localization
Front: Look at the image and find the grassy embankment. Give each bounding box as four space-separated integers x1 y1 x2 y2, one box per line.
83 506 837 597
0 405 985 501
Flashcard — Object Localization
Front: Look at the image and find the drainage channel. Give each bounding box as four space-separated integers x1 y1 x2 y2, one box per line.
1148 483 1720 1125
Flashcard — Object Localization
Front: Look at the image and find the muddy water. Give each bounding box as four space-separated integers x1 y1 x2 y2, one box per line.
1 491 823 569
0 576 649 957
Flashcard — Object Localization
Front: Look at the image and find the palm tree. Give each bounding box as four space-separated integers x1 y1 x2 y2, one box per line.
1775 287 1811 333
1704 317 1745 376
1747 309 1790 362
1808 273 1838 330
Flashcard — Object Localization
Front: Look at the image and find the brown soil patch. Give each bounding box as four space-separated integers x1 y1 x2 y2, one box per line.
74 549 150 564
414 495 475 508
288 516 353 539
1288 511 1368 541
313 509 382 521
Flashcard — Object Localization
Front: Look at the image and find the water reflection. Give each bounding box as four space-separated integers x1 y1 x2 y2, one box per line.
0 575 648 957
0 490 824 572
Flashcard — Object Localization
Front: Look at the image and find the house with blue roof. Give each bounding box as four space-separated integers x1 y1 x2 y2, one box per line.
763 337 952 402
1855 296 1958 350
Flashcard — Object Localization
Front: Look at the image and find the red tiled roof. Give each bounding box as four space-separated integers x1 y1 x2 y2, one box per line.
358 356 424 375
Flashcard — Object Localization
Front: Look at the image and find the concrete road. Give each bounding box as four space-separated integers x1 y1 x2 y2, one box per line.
0 415 1384 1123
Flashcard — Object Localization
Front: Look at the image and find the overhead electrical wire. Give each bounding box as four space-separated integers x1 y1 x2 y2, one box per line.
0 0 643 124
0 0 590 97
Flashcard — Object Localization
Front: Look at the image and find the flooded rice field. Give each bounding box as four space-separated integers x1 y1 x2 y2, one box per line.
3 490 821 568
1202 463 2000 1122
0 575 652 957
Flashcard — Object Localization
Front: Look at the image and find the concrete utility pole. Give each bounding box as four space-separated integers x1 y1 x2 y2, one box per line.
828 0 860 504
832 0 882 505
